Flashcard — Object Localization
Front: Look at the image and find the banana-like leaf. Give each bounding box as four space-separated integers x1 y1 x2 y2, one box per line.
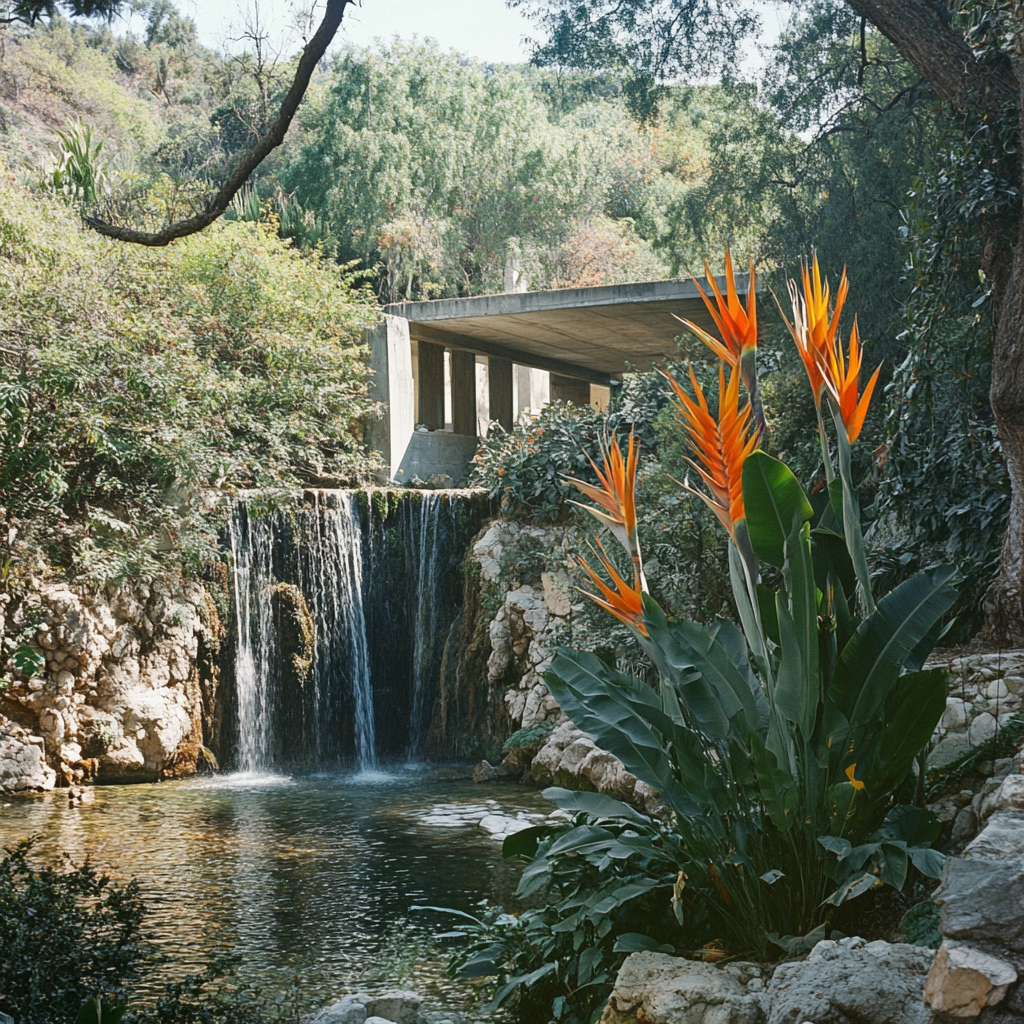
811 527 856 607
907 845 945 879
546 650 705 817
750 732 796 832
644 599 763 741
772 518 818 741
830 566 957 728
541 786 651 827
870 669 947 794
757 584 781 646
502 824 555 860
742 451 814 566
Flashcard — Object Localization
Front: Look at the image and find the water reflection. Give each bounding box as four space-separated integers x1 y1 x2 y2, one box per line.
0 771 550 1002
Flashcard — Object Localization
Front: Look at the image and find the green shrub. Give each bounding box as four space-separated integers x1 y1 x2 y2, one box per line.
0 170 377 586
0 839 147 1024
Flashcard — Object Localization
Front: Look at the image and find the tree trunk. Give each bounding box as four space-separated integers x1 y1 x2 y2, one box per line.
982 53 1024 642
848 1 1023 639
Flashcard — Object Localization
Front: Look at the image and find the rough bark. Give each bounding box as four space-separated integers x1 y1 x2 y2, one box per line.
844 1 1022 639
982 51 1024 642
83 0 351 246
845 0 1017 114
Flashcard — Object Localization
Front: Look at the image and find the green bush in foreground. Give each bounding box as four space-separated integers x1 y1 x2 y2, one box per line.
0 840 146 1024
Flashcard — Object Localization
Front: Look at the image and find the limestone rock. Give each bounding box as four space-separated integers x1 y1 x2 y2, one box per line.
1 577 211 789
934 813 1024 953
364 1018 396 1024
363 990 423 1023
924 941 1017 1016
472 760 499 783
0 718 55 793
314 994 370 1024
765 937 936 1024
600 951 764 1024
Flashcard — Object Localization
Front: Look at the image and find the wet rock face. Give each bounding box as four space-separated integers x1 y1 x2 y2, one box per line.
1 577 219 791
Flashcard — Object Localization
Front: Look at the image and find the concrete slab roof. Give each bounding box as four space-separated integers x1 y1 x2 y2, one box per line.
385 275 750 386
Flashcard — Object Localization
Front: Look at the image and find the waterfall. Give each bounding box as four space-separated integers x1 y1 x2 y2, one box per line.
407 493 456 759
299 492 376 771
228 504 278 773
226 488 490 770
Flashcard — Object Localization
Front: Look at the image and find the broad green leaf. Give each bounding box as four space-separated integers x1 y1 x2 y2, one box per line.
644 599 763 740
830 566 957 727
502 824 554 860
613 933 675 953
757 584 781 646
546 649 704 817
541 786 651 827
825 871 878 906
772 518 818 741
907 845 945 879
742 451 814 566
879 804 942 846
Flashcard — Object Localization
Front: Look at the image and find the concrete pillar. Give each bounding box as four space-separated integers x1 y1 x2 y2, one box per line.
366 314 414 481
451 349 477 436
417 340 445 430
550 373 591 407
475 357 490 437
488 355 514 433
514 365 550 420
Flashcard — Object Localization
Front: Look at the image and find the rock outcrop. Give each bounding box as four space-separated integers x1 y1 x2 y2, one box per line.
0 576 221 791
602 939 941 1024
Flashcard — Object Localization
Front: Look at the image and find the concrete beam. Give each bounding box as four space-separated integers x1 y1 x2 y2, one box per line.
389 276 743 322
488 356 514 432
451 350 477 436
417 340 445 430
410 322 615 386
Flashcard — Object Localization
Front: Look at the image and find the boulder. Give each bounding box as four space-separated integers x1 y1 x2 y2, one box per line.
472 760 499 783
765 937 936 1024
924 941 1017 1016
599 951 765 1024
363 990 423 1024
0 718 55 793
933 814 1024 954
364 1019 397 1024
314 994 370 1024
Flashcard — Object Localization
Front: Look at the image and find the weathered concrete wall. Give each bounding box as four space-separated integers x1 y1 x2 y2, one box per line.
1 577 221 792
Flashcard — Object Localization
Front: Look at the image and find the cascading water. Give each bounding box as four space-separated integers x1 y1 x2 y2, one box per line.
228 504 277 773
226 488 489 771
406 493 458 759
298 492 376 771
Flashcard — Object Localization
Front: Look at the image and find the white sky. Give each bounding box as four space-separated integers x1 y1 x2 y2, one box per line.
151 0 786 70
176 0 538 63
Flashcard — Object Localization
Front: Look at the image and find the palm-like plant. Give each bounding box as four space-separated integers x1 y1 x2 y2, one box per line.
509 252 953 961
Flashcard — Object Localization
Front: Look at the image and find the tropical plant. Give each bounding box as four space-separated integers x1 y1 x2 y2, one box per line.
49 121 109 207
451 253 955 1021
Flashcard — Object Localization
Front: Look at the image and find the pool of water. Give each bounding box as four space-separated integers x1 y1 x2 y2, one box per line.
0 769 554 1011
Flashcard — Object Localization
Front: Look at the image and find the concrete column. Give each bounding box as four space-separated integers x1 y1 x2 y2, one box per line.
488 355 514 432
451 350 477 436
515 365 550 419
365 314 414 481
417 340 445 430
550 373 591 407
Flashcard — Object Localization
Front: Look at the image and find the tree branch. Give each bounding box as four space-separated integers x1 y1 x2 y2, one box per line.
84 0 351 246
846 0 1017 115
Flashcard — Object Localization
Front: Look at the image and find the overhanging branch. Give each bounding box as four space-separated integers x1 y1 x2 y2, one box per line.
84 0 351 246
846 0 1017 116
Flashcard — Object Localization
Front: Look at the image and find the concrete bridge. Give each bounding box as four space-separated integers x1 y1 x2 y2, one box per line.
365 275 749 483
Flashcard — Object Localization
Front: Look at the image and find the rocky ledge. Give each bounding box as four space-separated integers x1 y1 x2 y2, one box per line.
0 577 220 792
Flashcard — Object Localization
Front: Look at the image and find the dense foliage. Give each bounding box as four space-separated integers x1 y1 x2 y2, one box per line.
0 839 146 1024
0 171 376 586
